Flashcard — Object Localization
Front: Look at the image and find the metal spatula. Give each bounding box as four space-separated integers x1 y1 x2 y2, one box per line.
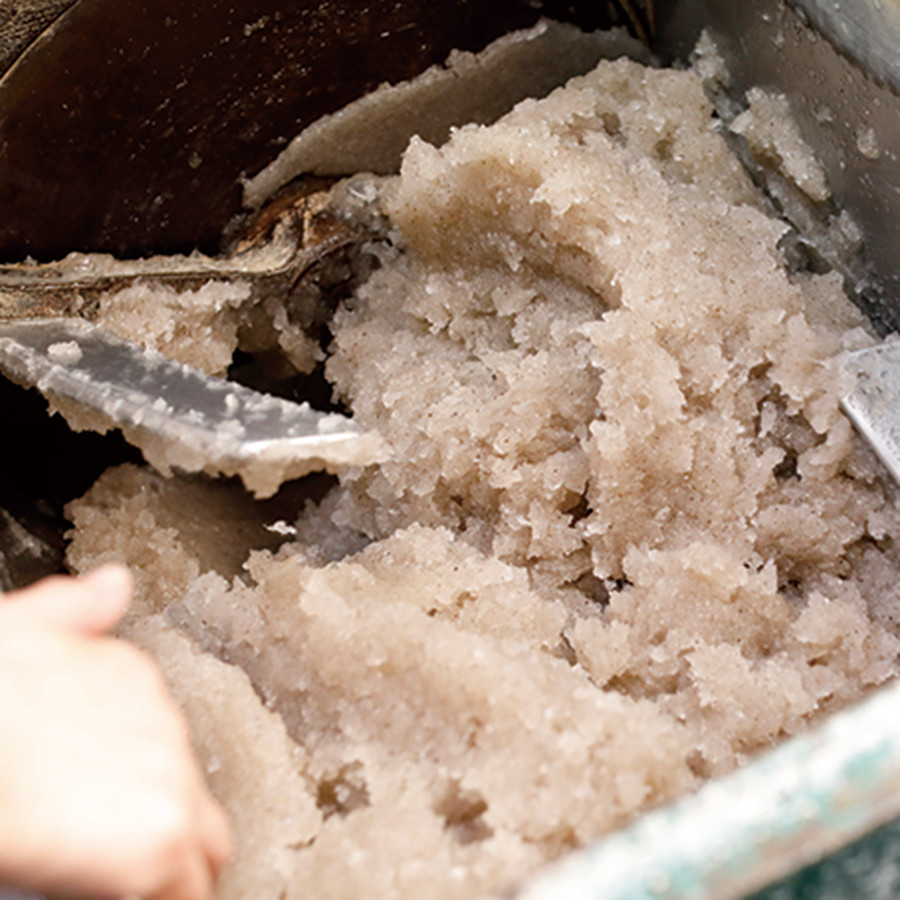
841 341 900 485
0 190 387 497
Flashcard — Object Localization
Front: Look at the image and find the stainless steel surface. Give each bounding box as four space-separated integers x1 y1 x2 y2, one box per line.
841 341 900 484
790 0 900 92
0 318 370 484
656 0 900 335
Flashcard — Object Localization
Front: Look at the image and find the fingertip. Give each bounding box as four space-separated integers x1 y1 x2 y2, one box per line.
148 847 215 900
200 795 233 882
72 564 134 633
8 565 135 635
78 563 133 601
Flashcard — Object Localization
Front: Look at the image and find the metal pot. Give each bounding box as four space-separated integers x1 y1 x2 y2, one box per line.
0 2 897 897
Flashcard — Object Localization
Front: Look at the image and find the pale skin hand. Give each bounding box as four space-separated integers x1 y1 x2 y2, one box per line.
0 565 231 900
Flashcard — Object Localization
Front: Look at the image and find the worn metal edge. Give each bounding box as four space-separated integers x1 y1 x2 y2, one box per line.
516 681 900 900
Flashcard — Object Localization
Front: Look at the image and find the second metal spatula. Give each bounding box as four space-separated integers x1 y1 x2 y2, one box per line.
841 340 900 486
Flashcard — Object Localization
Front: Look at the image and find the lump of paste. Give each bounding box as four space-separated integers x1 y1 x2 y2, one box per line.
67 52 899 900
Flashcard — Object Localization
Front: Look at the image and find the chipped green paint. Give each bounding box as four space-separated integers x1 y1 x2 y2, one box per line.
518 683 900 900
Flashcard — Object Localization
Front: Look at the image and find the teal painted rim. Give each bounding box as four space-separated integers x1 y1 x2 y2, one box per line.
518 682 900 900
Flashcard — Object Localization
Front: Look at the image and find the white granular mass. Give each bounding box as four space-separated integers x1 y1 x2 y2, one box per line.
46 340 83 365
97 279 253 376
66 51 899 900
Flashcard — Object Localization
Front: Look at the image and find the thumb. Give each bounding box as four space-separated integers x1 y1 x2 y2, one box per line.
3 565 133 636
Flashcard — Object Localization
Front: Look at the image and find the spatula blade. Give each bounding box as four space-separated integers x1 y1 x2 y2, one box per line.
0 318 385 496
841 341 900 486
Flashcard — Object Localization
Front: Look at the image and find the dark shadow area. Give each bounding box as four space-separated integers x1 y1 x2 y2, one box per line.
0 374 141 588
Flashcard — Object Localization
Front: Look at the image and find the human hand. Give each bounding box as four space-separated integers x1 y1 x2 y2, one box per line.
0 565 231 900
